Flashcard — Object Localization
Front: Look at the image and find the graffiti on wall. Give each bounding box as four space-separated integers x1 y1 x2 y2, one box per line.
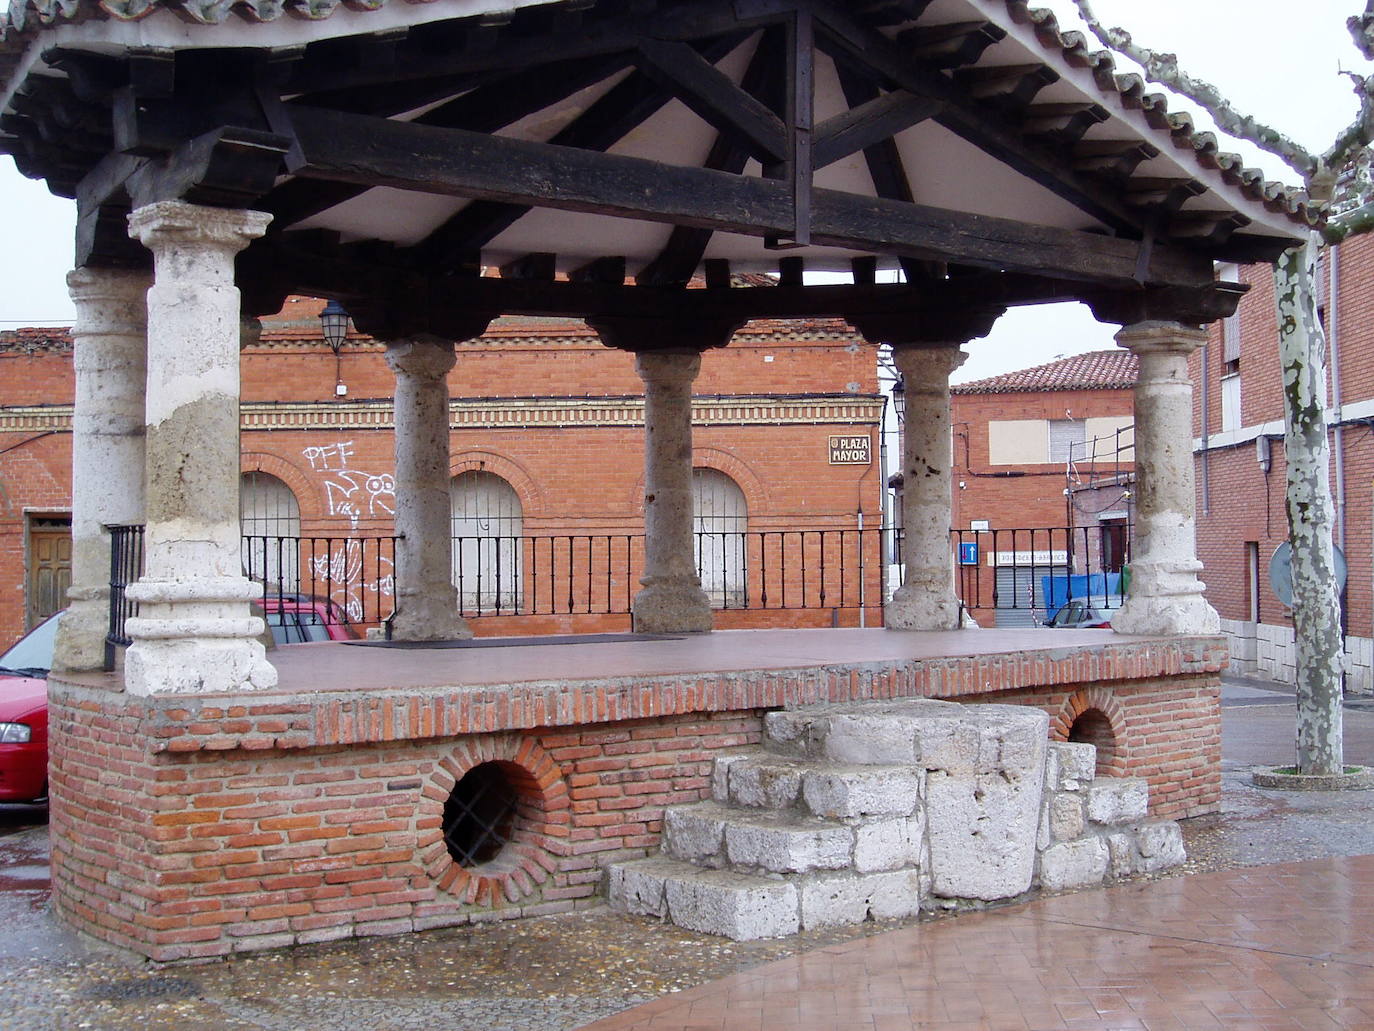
303 440 396 530
301 440 397 621
308 538 395 623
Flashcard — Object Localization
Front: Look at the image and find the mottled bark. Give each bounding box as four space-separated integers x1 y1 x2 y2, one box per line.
1276 237 1344 775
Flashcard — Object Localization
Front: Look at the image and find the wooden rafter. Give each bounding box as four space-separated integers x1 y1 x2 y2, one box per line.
809 0 1148 236
283 104 1215 288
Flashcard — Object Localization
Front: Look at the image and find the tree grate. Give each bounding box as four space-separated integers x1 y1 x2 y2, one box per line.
442 763 519 867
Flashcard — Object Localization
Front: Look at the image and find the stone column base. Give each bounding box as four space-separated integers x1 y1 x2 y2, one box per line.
884 584 963 631
124 577 278 694
633 579 713 634
51 586 111 672
1113 560 1220 635
390 593 472 642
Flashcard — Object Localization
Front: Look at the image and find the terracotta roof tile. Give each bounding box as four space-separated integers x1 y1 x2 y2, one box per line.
952 349 1137 394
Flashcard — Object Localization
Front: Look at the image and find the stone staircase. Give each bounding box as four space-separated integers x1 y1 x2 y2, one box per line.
608 698 1185 940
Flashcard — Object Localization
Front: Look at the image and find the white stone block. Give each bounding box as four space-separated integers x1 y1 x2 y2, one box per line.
926 768 1041 901
711 753 751 803
1039 837 1109 891
1105 832 1136 878
801 765 922 819
823 714 920 764
724 815 853 874
664 870 799 940
853 815 924 873
1134 820 1187 872
1087 778 1149 826
662 804 726 863
730 758 805 809
799 869 922 929
1046 742 1097 791
607 860 669 918
762 710 811 754
1048 793 1086 843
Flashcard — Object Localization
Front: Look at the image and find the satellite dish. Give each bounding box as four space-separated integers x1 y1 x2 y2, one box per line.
1268 541 1347 608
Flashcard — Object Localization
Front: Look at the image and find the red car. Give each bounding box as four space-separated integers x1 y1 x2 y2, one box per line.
0 597 359 804
0 610 57 803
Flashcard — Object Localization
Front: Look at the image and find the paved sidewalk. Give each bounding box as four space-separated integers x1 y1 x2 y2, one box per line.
2 674 1373 1030
580 856 1374 1030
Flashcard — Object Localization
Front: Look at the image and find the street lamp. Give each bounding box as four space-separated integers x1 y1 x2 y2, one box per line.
891 377 905 422
320 299 351 354
320 299 352 397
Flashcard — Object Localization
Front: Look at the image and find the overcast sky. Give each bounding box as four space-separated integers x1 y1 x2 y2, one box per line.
0 0 1360 382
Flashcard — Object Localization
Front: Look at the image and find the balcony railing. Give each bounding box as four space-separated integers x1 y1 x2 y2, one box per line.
101 523 1130 664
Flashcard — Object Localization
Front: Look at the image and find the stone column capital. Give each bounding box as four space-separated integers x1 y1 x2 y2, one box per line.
385 336 457 381
635 350 703 391
128 201 271 273
1114 320 1209 358
891 344 969 391
67 266 151 310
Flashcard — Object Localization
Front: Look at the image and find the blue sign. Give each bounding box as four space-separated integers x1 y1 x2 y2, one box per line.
958 541 979 566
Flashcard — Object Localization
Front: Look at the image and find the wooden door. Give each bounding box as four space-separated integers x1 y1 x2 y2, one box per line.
27 519 72 629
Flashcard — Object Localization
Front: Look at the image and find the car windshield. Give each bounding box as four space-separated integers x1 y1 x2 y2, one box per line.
0 611 61 674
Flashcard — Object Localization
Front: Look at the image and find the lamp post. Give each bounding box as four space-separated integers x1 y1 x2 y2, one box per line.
321 299 351 396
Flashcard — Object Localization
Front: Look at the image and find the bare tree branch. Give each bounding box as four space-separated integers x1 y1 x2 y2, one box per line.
1071 0 1319 181
1348 0 1374 60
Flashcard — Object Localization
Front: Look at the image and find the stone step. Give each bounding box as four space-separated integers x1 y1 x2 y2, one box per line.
1086 776 1149 827
664 800 924 876
712 751 923 819
608 856 923 940
763 699 1049 774
663 801 854 874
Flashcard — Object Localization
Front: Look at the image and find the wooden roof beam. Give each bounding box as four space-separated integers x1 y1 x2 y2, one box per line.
284 104 1215 289
811 1 1148 236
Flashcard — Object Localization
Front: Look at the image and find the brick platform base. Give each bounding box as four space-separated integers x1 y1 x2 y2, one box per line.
47 630 1224 961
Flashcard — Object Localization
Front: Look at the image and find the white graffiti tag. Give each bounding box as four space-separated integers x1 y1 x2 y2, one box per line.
310 539 395 622
304 440 396 529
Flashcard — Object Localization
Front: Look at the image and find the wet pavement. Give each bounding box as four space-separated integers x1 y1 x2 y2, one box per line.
2 675 1373 1030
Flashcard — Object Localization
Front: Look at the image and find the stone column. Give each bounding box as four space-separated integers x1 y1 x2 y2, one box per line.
633 350 712 634
121 201 275 695
52 267 151 672
886 345 966 631
1113 321 1219 635
386 336 469 641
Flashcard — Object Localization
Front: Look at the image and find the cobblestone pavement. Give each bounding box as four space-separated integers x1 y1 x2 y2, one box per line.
2 676 1371 1031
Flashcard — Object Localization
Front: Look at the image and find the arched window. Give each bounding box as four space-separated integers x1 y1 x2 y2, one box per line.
451 471 523 613
693 468 747 608
241 471 301 591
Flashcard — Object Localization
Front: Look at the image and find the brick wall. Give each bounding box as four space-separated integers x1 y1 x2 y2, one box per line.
47 634 1224 961
0 308 882 644
1192 236 1374 690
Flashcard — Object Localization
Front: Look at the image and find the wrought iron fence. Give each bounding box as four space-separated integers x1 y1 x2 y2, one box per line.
101 523 1130 658
949 524 1131 627
104 524 144 671
447 528 883 618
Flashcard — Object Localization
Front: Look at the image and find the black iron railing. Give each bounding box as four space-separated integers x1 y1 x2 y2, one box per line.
949 525 1131 625
104 524 144 671
101 523 1130 657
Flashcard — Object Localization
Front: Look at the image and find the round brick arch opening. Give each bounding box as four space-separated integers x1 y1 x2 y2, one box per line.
418 735 568 908
1053 688 1126 777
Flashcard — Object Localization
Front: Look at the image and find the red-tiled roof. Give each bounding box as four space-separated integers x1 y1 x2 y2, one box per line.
953 350 1137 394
0 327 71 352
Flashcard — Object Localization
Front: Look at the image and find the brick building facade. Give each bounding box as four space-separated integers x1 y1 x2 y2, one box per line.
947 351 1136 627
0 296 884 647
1192 236 1374 694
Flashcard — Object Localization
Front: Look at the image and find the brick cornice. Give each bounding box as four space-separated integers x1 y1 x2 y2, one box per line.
1 395 883 435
